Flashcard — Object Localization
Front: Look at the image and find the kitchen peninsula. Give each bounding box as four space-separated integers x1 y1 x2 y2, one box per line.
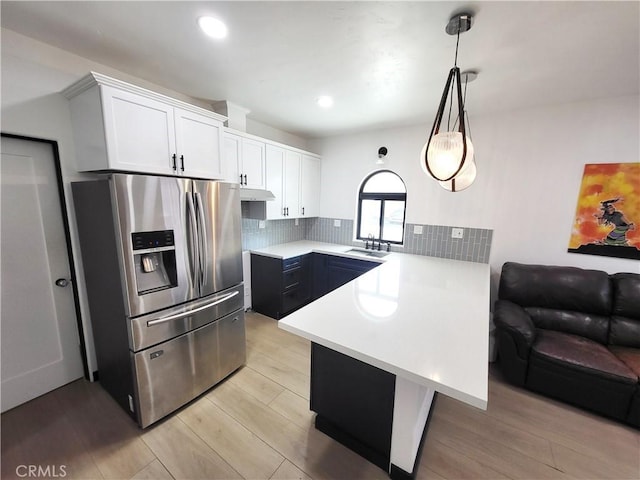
252 241 490 479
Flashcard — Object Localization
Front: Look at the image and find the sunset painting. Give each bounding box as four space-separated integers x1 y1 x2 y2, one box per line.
568 163 640 260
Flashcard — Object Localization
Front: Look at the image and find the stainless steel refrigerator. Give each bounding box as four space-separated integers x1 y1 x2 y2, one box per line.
73 174 245 427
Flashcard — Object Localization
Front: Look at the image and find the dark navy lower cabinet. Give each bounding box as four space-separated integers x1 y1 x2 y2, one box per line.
252 252 381 319
312 253 380 300
251 254 311 319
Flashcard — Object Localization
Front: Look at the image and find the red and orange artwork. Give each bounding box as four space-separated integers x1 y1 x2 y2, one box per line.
568 163 639 260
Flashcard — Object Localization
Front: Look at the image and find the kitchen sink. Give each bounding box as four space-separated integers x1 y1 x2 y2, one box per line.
346 248 390 258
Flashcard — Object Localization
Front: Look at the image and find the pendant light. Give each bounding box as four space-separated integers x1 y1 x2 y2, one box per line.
439 71 477 192
421 13 476 188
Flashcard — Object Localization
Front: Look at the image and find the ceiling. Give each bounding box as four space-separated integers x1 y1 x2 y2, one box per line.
1 1 638 138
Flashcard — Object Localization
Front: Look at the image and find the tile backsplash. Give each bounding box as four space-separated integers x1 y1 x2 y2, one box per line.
241 216 492 264
241 218 307 251
305 217 355 246
403 224 492 264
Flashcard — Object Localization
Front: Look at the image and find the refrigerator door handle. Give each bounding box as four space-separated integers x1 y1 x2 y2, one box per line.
146 290 240 326
194 191 208 288
186 192 199 290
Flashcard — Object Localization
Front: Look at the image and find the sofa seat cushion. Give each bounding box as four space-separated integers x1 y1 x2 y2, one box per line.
531 330 636 384
527 330 637 421
609 345 640 379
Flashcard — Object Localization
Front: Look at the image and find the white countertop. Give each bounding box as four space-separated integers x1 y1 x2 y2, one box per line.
250 240 387 263
267 241 490 410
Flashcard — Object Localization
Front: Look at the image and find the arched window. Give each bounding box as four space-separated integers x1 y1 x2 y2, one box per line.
356 170 407 244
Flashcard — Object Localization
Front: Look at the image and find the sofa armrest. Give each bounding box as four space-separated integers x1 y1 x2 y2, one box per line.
494 300 537 359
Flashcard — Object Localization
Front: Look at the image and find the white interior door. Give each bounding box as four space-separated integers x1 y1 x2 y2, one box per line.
1 136 84 412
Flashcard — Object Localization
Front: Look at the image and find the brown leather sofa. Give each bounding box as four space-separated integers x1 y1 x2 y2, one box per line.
494 262 639 428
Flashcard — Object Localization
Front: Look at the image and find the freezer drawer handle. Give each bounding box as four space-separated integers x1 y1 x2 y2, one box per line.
146 290 240 326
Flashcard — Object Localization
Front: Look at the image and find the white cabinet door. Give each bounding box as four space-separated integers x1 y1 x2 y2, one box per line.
174 108 223 179
102 86 176 175
222 132 241 184
284 150 301 218
265 144 285 219
301 154 321 217
265 146 302 220
240 138 266 189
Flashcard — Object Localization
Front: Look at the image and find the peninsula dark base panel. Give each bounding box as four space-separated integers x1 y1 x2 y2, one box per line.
310 342 433 478
310 343 395 470
314 414 390 471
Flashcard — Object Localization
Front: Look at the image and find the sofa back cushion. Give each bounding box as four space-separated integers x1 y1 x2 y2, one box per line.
499 262 612 342
610 273 640 347
499 262 612 314
525 308 610 344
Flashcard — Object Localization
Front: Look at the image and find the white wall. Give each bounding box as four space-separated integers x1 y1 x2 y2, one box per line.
310 95 640 278
246 118 311 152
0 28 309 377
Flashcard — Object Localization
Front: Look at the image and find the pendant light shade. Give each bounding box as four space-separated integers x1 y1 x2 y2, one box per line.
421 13 478 190
420 131 474 180
439 156 477 192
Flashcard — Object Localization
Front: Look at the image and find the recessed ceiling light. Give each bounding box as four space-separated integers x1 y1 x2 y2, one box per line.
317 96 334 108
198 16 228 39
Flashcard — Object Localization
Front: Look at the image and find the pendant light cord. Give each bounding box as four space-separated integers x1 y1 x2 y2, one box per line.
447 25 462 130
454 24 461 67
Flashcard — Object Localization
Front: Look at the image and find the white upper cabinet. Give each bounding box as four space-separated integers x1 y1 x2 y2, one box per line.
221 130 321 220
63 72 225 179
284 150 301 218
173 108 223 179
265 144 285 219
241 138 266 189
101 86 176 175
265 145 308 220
222 130 266 189
301 154 321 217
222 133 241 183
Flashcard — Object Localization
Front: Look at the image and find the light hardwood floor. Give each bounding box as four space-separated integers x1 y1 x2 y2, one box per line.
2 311 639 480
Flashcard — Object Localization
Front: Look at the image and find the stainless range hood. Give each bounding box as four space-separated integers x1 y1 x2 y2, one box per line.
239 188 275 201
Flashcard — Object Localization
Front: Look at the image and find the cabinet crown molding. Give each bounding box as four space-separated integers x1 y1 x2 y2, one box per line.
61 71 227 122
224 126 321 159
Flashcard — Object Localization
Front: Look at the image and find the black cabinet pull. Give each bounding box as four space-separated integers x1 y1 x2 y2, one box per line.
243 174 248 185
172 154 177 171
302 207 305 215
239 174 244 185
180 155 185 172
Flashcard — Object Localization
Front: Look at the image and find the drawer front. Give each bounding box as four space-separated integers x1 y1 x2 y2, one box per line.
282 286 311 315
133 308 245 428
130 284 244 351
283 266 305 290
283 255 305 271
218 310 246 379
